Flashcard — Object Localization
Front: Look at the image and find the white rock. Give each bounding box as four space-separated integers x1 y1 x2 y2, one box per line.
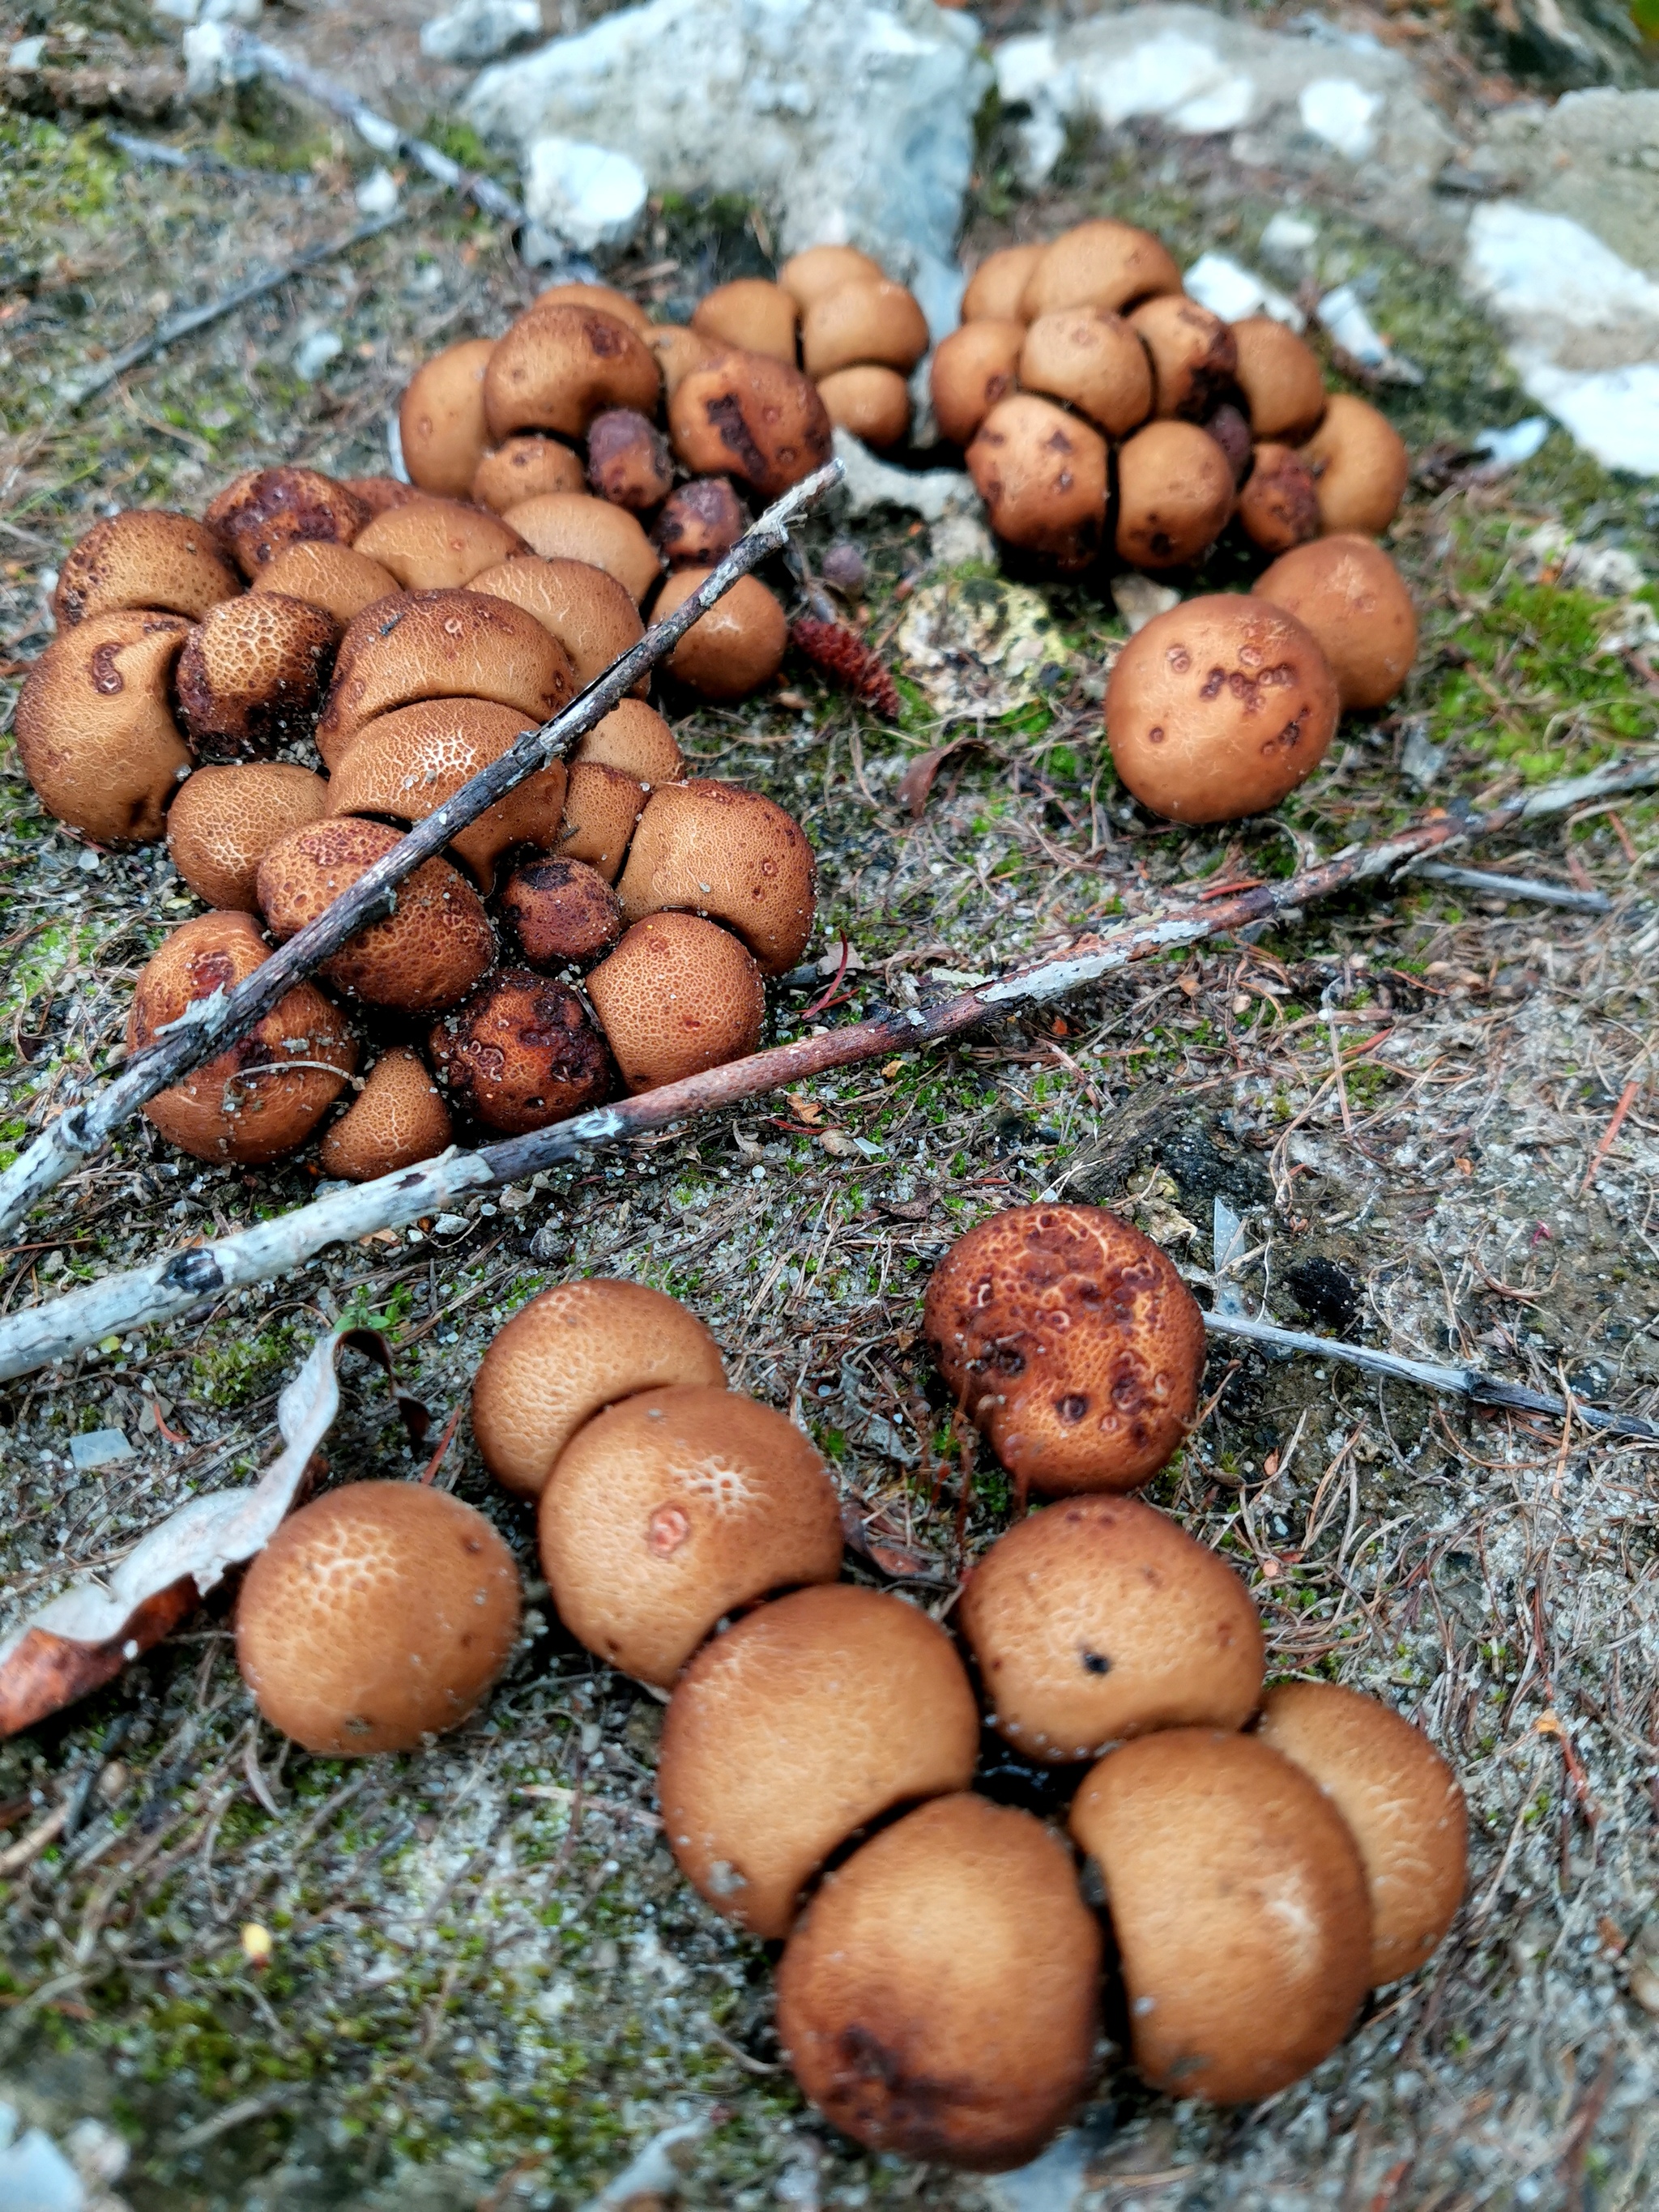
929 510 994 568
156 0 261 21
1316 283 1422 385
1111 572 1181 634
1183 249 1303 330
830 428 978 523
420 0 540 66
181 19 258 91
293 330 343 381
69 1428 134 1473
1298 77 1381 162
8 33 45 66
522 135 647 255
0 2120 86 2212
1260 209 1319 266
1471 416 1550 470
354 165 400 216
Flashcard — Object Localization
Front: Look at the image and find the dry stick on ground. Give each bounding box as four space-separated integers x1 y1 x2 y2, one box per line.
0 461 843 1248
3 753 1657 1383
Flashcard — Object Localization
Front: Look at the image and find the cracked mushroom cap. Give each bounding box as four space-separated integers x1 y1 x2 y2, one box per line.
668 348 834 502
962 243 1045 325
473 1277 726 1502
929 320 1026 447
501 492 660 603
469 554 647 693
693 278 800 365
778 245 886 313
1019 307 1154 438
616 778 817 975
801 279 929 381
205 468 371 579
558 761 646 883
531 279 651 334
961 1496 1265 1763
575 699 684 787
1113 420 1236 571
15 608 194 844
236 1481 520 1754
652 566 787 701
258 815 497 1013
1069 1729 1371 2102
1021 220 1183 321
470 433 586 512
1252 535 1417 710
1236 443 1320 557
318 1045 453 1182
174 590 339 761
966 394 1108 573
428 967 615 1134
1230 316 1327 444
1127 295 1239 422
816 364 911 450
127 909 357 1163
250 540 402 626
652 477 750 568
52 509 241 629
1256 1681 1467 1988
536 1383 842 1686
776 1794 1102 2172
585 409 675 512
923 1204 1205 1498
326 696 569 893
484 302 662 444
167 761 330 911
352 497 529 591
500 855 625 968
586 910 765 1093
398 338 497 499
1299 392 1410 537
1104 592 1340 822
659 1583 980 1939
342 475 420 518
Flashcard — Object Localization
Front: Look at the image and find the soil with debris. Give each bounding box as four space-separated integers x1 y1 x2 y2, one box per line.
3 8 1659 2210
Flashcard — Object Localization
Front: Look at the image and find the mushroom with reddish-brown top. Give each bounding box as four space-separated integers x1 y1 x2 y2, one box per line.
574 697 684 786
584 409 675 512
427 967 615 1133
616 778 817 974
1128 295 1239 421
470 433 586 513
500 855 625 968
318 1046 454 1182
1114 419 1235 570
1236 444 1320 556
342 475 420 518
15 609 194 844
501 492 660 603
1230 316 1327 443
693 278 800 365
586 911 765 1092
399 338 497 500
52 509 241 629
1203 402 1254 486
206 468 371 579
816 365 911 450
1299 392 1410 536
557 761 648 882
167 761 330 911
651 567 787 701
646 323 723 397
1019 307 1154 437
652 478 750 568
962 243 1044 325
530 279 651 333
1021 219 1182 320
250 540 402 626
352 497 529 592
469 554 646 693
1252 534 1417 710
484 303 661 444
966 394 1107 573
929 321 1026 447
174 591 339 760
801 279 929 381
668 349 834 501
778 245 885 312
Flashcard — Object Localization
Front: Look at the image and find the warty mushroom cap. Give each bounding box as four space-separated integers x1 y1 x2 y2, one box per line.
250 540 402 626
484 302 662 444
586 910 766 1093
499 855 625 968
501 492 661 603
52 509 241 629
558 761 647 882
427 966 615 1133
352 497 529 591
15 608 194 844
615 777 817 974
167 761 330 911
469 553 648 693
1236 442 1321 556
205 467 371 579
470 433 586 513
318 1046 454 1183
574 699 684 787
174 590 339 760
651 567 788 701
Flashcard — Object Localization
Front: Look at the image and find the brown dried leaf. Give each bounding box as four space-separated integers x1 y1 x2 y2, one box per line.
895 735 1000 821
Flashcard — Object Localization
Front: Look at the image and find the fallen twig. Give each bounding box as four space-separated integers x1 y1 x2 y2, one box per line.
1406 859 1612 914
1580 1077 1642 1195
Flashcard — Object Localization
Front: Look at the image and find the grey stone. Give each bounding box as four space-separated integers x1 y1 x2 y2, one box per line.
68 1429 134 1473
1472 91 1659 279
420 0 540 66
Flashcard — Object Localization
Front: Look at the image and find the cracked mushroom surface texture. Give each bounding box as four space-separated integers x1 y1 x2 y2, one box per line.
923 1204 1205 1499
249 540 402 627
616 778 816 975
15 607 194 844
667 348 834 503
51 507 241 629
427 968 615 1135
205 467 371 578
318 1045 454 1183
174 590 339 761
484 303 662 444
586 911 766 1093
352 497 528 594
469 554 646 693
500 855 625 969
167 761 331 912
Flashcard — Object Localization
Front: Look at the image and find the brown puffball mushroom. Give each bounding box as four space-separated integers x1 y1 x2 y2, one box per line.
1019 307 1155 437
15 609 193 844
236 1481 520 1754
924 1204 1205 1500
776 1794 1102 2172
52 509 241 629
175 591 339 760
205 468 371 579
801 279 929 381
470 433 586 513
1256 1681 1468 1987
659 1584 980 1939
1114 419 1236 570
352 497 528 591
558 761 647 881
929 320 1026 447
574 697 684 786
167 761 330 910
1105 592 1340 822
816 364 911 449
428 967 615 1133
652 566 788 701
585 408 675 512
531 279 652 333
398 338 496 499
473 1278 725 1502
251 540 402 626
127 910 356 1163
693 278 800 365
653 477 750 568
501 492 660 603
646 323 723 397
342 475 419 518
318 1046 454 1181
962 242 1044 325
616 778 817 974
258 816 497 1013
484 302 662 444
1128 295 1239 421
778 244 886 313
669 350 834 501
501 855 625 967
1230 316 1327 443
586 911 765 1093
1237 443 1320 556
1252 533 1418 710
1299 391 1410 536
967 394 1108 573
962 1496 1264 1762
1021 219 1183 321
470 554 646 693
1070 1729 1372 2101
537 1383 842 1686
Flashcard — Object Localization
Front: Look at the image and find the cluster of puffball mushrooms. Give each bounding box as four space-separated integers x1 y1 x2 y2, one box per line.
235 1203 1468 2172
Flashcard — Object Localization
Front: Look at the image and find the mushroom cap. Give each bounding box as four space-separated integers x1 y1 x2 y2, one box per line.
584 408 675 513
128 910 357 1163
167 761 330 911
250 540 403 625
646 323 723 397
318 1044 454 1182
668 349 834 501
470 553 647 693
536 1383 842 1686
1113 419 1236 570
1251 534 1417 710
175 590 339 760
1299 392 1410 537
558 761 646 882
778 245 887 311
1256 1681 1467 1987
966 394 1108 573
586 911 766 1093
1019 307 1155 437
1236 443 1320 556
472 1276 726 1502
484 302 662 443
500 492 660 603
923 1204 1205 1497
574 697 684 786
1069 1728 1371 2101
961 1496 1265 1762
616 778 817 974
652 566 788 701
1104 591 1340 822
470 433 586 513
652 477 750 568
315 587 574 768
816 364 911 450
1021 220 1183 320
693 279 800 365
326 696 570 893
1230 317 1327 443
531 279 652 334
1127 295 1239 421
398 338 497 500
342 475 420 518
352 497 529 591
501 855 625 967
15 609 194 844
962 243 1045 325
205 468 372 579
929 320 1026 447
801 278 929 380
1205 402 1254 487
235 1480 520 1754
258 816 497 1012
775 1794 1102 2171
53 509 241 629
659 1583 980 1938
428 967 615 1133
